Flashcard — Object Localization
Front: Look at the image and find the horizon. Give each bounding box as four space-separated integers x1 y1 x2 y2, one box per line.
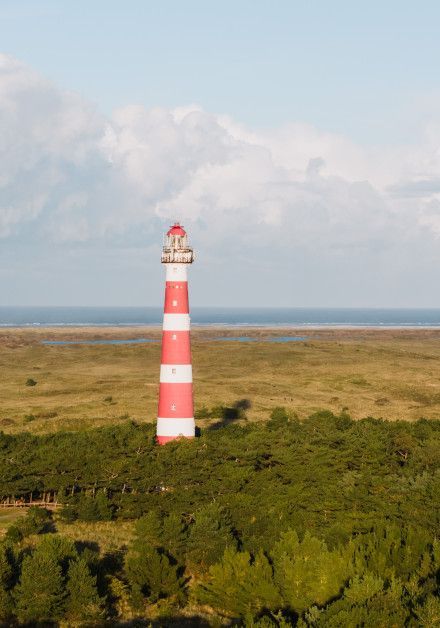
5 305 440 311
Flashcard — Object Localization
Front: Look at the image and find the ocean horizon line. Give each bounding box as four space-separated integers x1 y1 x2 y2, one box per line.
2 305 440 328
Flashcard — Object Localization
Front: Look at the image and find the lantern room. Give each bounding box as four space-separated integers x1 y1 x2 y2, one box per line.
161 222 194 264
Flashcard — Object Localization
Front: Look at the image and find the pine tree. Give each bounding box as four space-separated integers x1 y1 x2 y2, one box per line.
416 595 440 627
20 506 52 536
95 491 113 520
15 550 64 623
37 534 78 575
195 547 281 618
161 513 187 559
108 576 134 621
134 511 163 548
185 503 236 568
302 573 409 627
124 540 184 608
0 544 14 622
77 494 101 521
271 530 350 613
66 557 103 622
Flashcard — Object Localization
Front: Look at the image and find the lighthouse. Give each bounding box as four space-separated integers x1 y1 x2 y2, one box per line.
156 222 195 445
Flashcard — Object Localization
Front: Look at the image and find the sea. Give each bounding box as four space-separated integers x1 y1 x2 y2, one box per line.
2 306 440 328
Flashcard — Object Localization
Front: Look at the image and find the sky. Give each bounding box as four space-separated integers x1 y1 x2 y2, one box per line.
2 0 440 307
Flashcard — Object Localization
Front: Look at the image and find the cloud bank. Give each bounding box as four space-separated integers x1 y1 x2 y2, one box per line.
1 54 440 306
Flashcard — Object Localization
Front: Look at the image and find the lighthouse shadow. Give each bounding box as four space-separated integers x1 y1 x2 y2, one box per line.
204 398 251 431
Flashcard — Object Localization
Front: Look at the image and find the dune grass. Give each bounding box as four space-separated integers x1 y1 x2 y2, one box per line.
2 326 440 433
55 519 136 554
0 508 27 535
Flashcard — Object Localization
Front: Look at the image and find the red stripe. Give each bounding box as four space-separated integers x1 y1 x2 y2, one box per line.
158 383 194 418
161 331 191 364
157 435 194 445
164 281 189 314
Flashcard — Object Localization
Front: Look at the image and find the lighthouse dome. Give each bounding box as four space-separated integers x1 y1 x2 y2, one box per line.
167 222 186 237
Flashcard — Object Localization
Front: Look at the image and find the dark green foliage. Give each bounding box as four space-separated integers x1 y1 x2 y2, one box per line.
271 530 350 612
0 544 14 621
77 494 101 521
21 506 52 535
125 512 186 608
302 575 408 627
25 378 37 386
415 595 440 627
75 492 114 521
36 534 78 574
195 547 281 618
125 541 184 607
5 526 23 544
60 503 78 522
185 502 237 567
15 548 64 622
134 511 163 547
66 557 103 621
0 412 439 623
5 506 51 541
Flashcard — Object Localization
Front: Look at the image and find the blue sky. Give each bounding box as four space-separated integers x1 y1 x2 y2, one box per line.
3 0 440 142
2 1 440 306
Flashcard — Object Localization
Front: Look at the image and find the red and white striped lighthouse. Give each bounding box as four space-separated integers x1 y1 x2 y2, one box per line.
156 222 195 445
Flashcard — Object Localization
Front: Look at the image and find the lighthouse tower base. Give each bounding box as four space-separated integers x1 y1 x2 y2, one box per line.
156 418 195 445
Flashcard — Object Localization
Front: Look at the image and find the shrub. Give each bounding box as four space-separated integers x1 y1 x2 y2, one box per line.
5 526 23 544
269 407 289 422
76 493 114 522
20 507 52 536
59 504 78 523
6 507 52 541
195 406 210 420
25 379 37 387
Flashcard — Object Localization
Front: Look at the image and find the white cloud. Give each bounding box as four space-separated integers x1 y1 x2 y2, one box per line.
1 52 440 271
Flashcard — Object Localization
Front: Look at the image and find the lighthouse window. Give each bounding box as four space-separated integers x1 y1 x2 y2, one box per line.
172 368 176 374
172 300 178 307
172 334 177 340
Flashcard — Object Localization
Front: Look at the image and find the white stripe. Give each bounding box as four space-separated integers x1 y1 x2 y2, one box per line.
157 417 195 437
160 364 193 383
163 313 190 331
165 264 188 281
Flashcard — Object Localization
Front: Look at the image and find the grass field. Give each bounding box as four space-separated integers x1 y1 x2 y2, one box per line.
1 326 440 434
0 508 27 535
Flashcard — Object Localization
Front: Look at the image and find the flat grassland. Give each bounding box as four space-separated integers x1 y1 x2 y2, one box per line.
1 326 440 434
